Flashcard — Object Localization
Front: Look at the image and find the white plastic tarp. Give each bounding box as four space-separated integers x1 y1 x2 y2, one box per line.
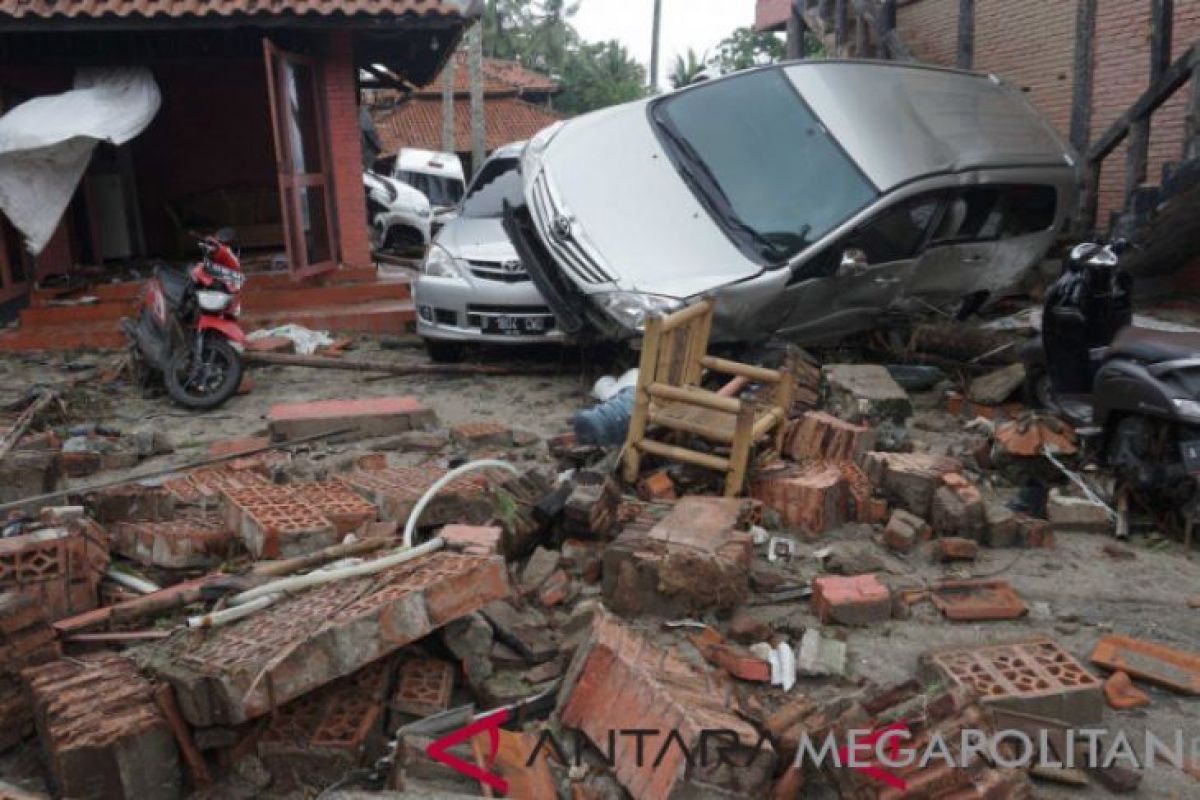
0 67 161 256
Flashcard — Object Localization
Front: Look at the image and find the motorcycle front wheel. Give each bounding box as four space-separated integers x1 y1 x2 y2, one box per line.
164 336 244 410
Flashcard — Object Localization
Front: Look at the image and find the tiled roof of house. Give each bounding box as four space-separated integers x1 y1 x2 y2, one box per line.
0 0 480 20
416 52 560 97
756 0 790 32
372 95 562 153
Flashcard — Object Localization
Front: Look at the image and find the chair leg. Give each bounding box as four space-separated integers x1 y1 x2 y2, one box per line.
725 404 756 497
772 354 799 457
623 387 652 484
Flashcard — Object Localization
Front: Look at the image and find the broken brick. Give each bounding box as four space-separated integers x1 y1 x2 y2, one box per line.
983 501 1020 548
930 473 985 539
811 574 892 626
440 524 503 556
933 537 980 563
562 472 622 540
1090 634 1200 695
785 410 875 463
929 579 1027 621
258 660 389 791
267 396 436 442
637 470 677 502
206 436 270 459
0 593 60 752
300 478 378 535
822 364 913 424
0 451 58 504
1016 515 1054 549
1047 494 1112 533
602 497 756 618
538 569 573 608
883 508 930 554
751 462 847 537
24 653 181 799
691 630 772 683
392 658 455 717
0 521 109 622
558 610 776 800
1104 670 1151 710
85 483 176 524
923 636 1104 725
139 551 509 726
112 510 237 570
222 484 339 559
994 412 1078 457
451 421 513 448
862 451 963 517
343 466 494 526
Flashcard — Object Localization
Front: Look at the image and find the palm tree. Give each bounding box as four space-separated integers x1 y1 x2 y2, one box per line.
669 48 709 89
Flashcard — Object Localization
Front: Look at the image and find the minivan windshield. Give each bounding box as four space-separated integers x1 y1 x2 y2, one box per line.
396 170 464 208
652 68 878 265
461 158 523 218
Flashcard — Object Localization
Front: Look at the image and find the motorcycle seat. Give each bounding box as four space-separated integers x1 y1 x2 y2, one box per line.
1108 327 1200 364
156 267 191 309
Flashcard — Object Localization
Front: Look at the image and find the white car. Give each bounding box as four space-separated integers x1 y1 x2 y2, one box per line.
363 171 431 252
392 148 466 234
414 143 564 362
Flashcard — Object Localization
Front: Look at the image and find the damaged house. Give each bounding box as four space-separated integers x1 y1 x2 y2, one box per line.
0 0 483 343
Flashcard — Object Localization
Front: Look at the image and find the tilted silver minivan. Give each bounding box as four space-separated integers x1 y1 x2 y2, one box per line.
504 61 1080 344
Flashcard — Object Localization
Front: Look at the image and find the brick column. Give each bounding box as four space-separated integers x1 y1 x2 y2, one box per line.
322 29 371 271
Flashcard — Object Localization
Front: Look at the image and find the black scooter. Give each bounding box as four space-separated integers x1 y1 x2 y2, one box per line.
1019 240 1200 534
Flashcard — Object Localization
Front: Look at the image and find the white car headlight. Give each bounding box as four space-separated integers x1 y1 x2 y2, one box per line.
593 292 685 332
1172 399 1200 422
422 245 467 279
196 291 233 312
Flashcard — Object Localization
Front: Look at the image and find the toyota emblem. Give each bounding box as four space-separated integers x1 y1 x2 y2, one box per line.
502 259 522 273
551 215 573 243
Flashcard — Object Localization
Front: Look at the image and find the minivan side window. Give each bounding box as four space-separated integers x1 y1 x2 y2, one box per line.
794 194 942 281
931 185 1057 244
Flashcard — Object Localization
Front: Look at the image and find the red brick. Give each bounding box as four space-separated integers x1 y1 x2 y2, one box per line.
0 593 59 753
343 466 495 525
267 396 435 442
1104 670 1151 710
637 470 676 502
60 450 101 478
112 510 237 569
24 653 181 799
786 410 874 462
207 435 270 459
1091 634 1200 695
0 522 108 622
933 536 980 563
300 478 378 535
440 523 503 556
924 636 1105 725
222 485 339 559
559 611 777 800
862 452 963 517
884 508 930 554
929 579 1027 621
1016 515 1055 549
86 483 176 524
142 551 509 727
258 660 389 791
450 420 512 448
602 497 756 617
538 568 572 608
811 574 892 626
392 658 455 717
691 630 772 683
751 461 847 537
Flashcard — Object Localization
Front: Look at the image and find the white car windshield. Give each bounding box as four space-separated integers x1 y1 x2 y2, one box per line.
397 170 464 207
652 68 878 265
461 158 524 219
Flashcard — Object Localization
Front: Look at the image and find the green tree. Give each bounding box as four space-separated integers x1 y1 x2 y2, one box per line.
710 26 789 74
555 40 648 115
668 48 709 89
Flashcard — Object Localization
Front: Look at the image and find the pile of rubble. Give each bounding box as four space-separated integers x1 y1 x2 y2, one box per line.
1 353 1198 800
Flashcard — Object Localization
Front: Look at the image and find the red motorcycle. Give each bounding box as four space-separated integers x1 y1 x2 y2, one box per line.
123 227 247 409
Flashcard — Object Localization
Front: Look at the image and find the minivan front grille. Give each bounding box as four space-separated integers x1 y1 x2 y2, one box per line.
529 172 614 285
468 259 530 283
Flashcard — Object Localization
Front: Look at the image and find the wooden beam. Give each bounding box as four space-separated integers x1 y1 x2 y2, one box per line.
788 0 807 59
1151 0 1174 81
956 0 974 69
1123 0 1172 209
1186 62 1200 161
1069 0 1097 154
1088 44 1199 162
855 10 869 57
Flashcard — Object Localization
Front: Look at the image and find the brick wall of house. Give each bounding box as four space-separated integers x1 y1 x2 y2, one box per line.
321 28 371 270
897 0 960 69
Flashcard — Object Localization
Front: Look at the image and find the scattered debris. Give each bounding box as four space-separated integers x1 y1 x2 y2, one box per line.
1091 634 1200 695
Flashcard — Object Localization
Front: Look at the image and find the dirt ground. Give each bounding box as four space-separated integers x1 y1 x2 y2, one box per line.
1 335 1199 799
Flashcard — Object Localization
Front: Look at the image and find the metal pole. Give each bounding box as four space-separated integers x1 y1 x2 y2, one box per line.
650 0 663 90
469 23 487 177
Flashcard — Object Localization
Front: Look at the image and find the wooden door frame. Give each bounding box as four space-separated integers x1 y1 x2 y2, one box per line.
263 38 339 280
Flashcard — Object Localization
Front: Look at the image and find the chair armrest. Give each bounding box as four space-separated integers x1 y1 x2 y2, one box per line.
700 356 782 383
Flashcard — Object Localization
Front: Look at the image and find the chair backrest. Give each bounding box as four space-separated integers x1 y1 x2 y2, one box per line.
638 298 715 391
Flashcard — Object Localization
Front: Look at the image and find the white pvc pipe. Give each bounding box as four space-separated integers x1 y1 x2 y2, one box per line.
229 536 446 608
187 595 274 629
402 459 519 549
105 567 161 595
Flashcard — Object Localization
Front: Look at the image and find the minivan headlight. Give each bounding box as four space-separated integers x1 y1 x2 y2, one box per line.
422 245 466 279
593 292 684 332
1173 399 1200 422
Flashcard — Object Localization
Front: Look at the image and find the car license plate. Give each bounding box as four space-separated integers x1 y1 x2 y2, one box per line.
482 315 546 336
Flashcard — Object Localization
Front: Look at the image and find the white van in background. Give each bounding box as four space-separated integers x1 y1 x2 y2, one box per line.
390 148 466 233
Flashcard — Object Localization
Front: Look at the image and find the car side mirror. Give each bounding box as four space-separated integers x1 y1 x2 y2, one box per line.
836 248 868 278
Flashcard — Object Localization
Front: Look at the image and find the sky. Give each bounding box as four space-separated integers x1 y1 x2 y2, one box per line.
572 0 758 90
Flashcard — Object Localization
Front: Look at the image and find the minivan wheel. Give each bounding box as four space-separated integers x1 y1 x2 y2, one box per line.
424 338 466 364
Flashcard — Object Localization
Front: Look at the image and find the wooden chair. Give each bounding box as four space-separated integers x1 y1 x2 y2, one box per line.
622 298 795 497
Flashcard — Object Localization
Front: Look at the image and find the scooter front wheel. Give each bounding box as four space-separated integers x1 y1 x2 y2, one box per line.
164 336 243 410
